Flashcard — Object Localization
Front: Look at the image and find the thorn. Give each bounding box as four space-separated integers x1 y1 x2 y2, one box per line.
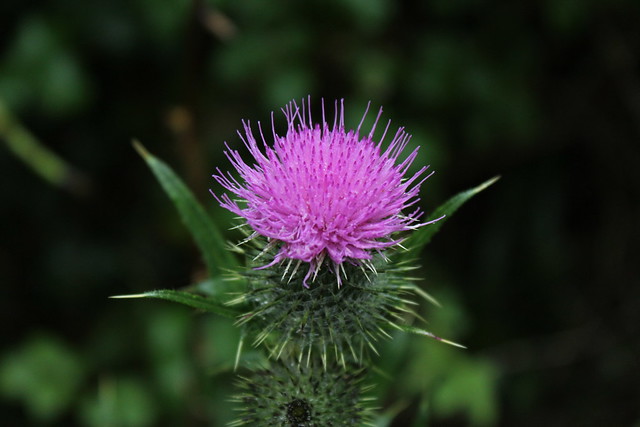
364 260 377 274
109 293 147 299
234 336 244 371
312 252 325 282
253 240 276 261
409 327 467 349
275 339 288 360
287 260 302 284
439 338 467 349
358 263 371 283
238 232 259 246
281 258 293 281
404 284 441 307
377 326 392 339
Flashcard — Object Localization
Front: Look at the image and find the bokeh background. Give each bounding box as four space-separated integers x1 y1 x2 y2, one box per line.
1 0 639 425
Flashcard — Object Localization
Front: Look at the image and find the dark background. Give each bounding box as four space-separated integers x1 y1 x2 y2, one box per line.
1 0 639 425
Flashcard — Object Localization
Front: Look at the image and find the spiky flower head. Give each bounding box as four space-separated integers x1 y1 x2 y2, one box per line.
230 358 372 426
213 98 435 286
230 249 426 366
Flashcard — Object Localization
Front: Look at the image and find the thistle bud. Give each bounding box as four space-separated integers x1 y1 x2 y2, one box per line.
230 358 372 426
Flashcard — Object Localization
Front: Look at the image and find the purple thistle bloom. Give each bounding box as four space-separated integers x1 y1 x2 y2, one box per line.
212 98 437 287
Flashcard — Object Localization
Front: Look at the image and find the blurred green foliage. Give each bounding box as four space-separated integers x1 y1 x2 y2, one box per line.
1 0 639 425
0 334 84 422
79 376 157 427
0 16 92 116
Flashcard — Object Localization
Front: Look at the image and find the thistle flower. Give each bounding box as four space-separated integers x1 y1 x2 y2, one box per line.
213 98 437 286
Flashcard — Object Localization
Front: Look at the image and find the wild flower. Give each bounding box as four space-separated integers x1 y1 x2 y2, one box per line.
213 98 437 286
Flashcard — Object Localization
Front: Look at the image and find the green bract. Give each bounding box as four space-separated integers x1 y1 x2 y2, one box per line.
229 242 427 366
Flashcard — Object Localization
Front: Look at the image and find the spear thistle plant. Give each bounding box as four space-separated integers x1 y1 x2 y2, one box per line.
118 97 498 425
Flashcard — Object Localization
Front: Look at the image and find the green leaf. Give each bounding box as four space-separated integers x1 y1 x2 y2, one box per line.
411 394 431 427
134 141 238 280
183 278 250 313
79 376 157 427
0 334 84 422
184 277 231 299
397 325 466 349
371 400 409 427
401 176 500 260
432 359 499 426
110 290 239 319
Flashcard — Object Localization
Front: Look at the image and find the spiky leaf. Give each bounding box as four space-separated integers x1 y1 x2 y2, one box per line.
401 176 500 260
110 290 239 319
134 140 238 281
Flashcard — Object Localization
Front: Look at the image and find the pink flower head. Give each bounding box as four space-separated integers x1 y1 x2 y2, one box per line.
212 98 436 287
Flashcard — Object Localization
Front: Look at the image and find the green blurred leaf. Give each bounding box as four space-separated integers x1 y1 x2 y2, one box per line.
111 289 239 319
432 359 498 426
184 277 249 313
339 0 392 32
0 334 84 422
544 0 592 36
264 66 313 108
144 307 194 407
135 0 190 43
411 394 431 427
0 98 89 195
372 400 409 427
401 176 500 260
199 316 245 375
40 52 92 114
134 141 238 280
79 376 156 427
0 16 92 115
